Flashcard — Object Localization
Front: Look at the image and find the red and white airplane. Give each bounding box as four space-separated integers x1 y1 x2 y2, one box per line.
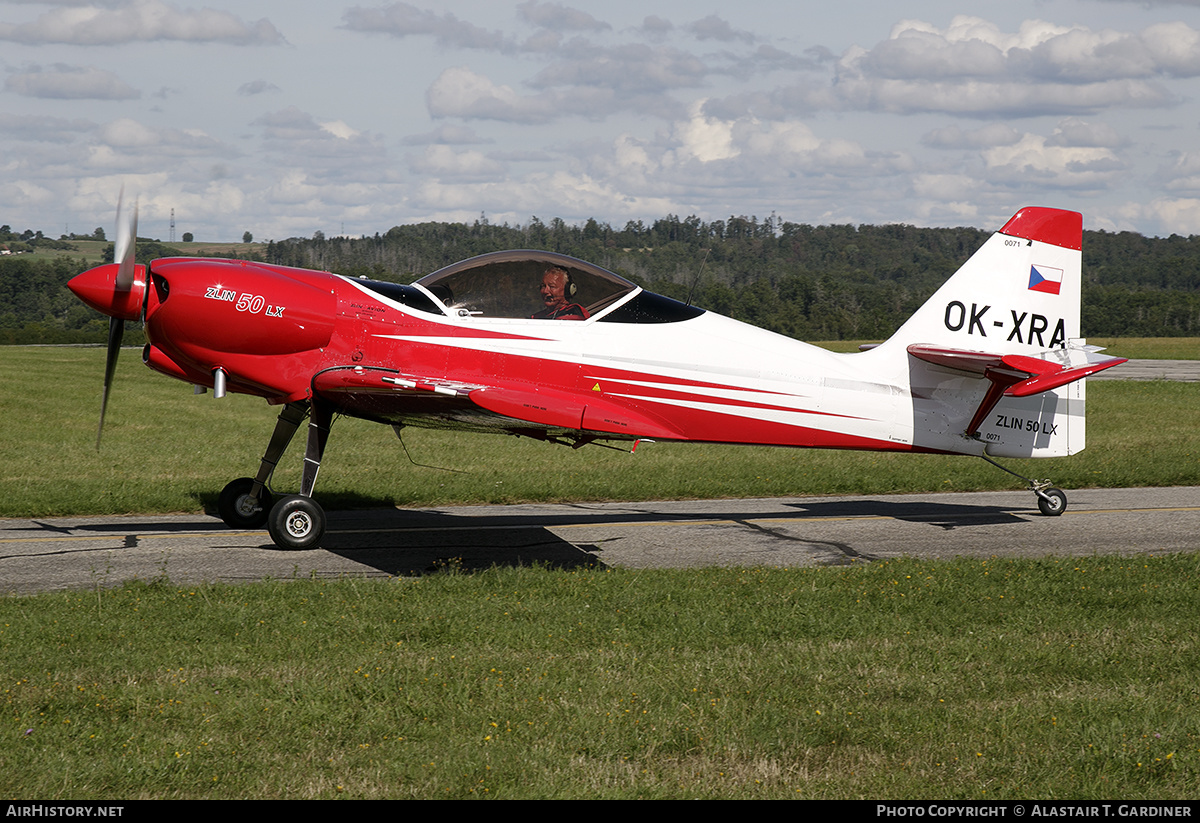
69 201 1125 550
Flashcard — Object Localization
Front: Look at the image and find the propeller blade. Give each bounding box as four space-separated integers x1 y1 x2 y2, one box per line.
113 188 138 292
75 186 146 448
97 316 124 449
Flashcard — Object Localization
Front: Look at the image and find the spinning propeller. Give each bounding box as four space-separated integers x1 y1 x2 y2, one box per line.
68 189 147 448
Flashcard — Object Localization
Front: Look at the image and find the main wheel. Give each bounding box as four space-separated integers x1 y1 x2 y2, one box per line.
267 495 326 550
218 477 273 529
1037 487 1067 517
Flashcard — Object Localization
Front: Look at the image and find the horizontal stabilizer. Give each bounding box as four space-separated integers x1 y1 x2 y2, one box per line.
907 343 1126 437
907 344 1126 394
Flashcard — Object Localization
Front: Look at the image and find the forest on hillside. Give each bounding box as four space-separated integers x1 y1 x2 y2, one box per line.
2 214 1199 344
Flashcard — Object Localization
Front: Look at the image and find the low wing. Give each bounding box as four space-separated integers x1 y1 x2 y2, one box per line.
907 343 1127 437
310 365 683 440
470 384 684 439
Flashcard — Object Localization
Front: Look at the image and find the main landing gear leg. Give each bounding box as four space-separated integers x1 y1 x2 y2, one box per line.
217 401 309 529
266 398 332 550
979 454 1067 517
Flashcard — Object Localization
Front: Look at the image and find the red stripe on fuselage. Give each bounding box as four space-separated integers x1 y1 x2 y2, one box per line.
588 374 869 421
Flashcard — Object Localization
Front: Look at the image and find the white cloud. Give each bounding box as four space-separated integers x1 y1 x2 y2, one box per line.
1152 151 1200 195
832 16 1200 116
687 13 755 45
674 102 737 162
0 0 285 46
982 132 1127 190
238 79 281 96
342 2 514 51
5 64 139 99
516 1 610 33
0 112 96 143
408 144 504 178
254 106 327 141
1046 117 1125 148
923 123 1023 149
529 42 707 95
401 124 493 145
408 170 676 224
426 66 557 123
1125 197 1200 236
319 120 360 141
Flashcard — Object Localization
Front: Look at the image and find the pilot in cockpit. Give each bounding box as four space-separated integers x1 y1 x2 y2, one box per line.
532 265 589 320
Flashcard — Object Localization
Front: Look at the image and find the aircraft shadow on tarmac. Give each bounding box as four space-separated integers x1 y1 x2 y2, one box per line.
10 497 1039 581
312 520 605 577
262 497 1037 577
779 499 1035 529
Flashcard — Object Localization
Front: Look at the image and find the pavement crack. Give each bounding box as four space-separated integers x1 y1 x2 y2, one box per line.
731 519 878 564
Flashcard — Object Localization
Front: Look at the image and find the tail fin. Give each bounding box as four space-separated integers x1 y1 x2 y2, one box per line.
874 207 1125 458
887 207 1083 352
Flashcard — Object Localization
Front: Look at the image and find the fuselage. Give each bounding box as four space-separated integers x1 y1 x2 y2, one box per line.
123 254 925 453
71 207 1108 468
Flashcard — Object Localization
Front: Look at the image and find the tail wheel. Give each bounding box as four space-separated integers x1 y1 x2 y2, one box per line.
1037 487 1067 517
267 495 326 550
217 477 273 529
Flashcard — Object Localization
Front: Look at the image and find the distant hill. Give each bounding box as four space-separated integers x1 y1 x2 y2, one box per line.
2 215 1198 344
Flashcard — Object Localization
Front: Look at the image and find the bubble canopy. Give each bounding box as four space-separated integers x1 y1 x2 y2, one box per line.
413 250 637 320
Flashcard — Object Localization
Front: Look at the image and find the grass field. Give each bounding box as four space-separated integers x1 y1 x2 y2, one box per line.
0 345 1196 519
3 557 1200 799
2 345 1198 800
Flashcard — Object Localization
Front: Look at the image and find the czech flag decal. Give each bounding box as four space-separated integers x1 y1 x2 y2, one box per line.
1028 264 1063 295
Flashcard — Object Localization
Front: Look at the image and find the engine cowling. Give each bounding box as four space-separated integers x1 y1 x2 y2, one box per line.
144 259 338 400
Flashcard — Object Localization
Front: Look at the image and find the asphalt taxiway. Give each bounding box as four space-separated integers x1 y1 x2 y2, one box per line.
3 486 1197 594
5 360 1195 593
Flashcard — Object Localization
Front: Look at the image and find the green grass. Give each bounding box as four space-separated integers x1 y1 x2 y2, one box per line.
3 345 1199 799
1 346 1197 518
3 558 1199 799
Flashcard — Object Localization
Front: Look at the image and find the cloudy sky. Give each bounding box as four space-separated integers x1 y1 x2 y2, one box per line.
6 0 1200 242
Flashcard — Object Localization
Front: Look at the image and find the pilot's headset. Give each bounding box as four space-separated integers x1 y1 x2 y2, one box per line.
548 265 576 297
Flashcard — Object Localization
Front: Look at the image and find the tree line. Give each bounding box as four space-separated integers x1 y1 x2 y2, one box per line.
3 214 1198 344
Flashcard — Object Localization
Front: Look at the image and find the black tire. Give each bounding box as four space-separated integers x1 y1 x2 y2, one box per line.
1037 487 1067 517
267 495 326 550
218 477 273 529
